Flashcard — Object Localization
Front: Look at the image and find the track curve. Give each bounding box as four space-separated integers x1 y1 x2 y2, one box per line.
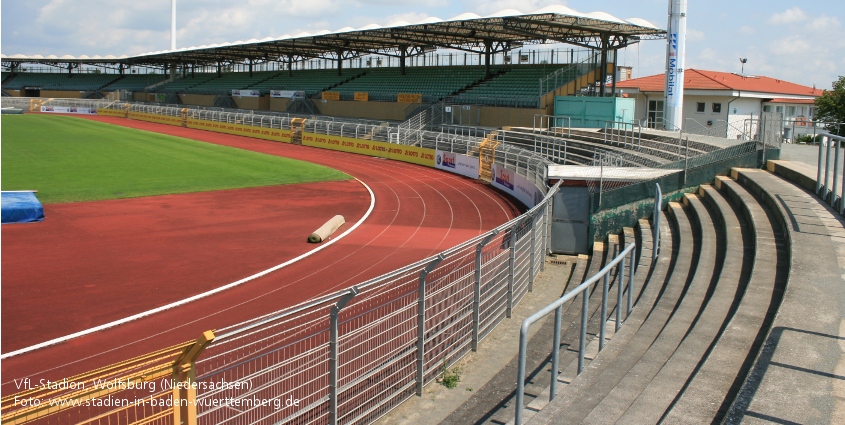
1 116 521 392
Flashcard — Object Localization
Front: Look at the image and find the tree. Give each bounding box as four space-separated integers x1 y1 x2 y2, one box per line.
814 76 845 136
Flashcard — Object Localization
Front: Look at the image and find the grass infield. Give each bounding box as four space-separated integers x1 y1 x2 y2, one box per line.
1 114 351 204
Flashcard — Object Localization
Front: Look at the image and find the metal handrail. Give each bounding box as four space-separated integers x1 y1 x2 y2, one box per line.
513 182 662 424
816 132 845 214
515 241 637 425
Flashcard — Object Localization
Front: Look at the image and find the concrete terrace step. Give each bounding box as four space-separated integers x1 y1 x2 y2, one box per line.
524 211 679 424
509 220 663 425
725 166 845 425
578 193 721 423
662 175 787 423
528 204 697 424
616 184 749 423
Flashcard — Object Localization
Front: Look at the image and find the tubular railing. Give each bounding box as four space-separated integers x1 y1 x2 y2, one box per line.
512 182 662 424
816 132 845 215
533 114 571 138
3 98 560 425
603 121 642 151
191 181 560 425
514 241 637 425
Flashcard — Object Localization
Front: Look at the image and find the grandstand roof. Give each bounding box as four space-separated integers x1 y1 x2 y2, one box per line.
617 69 823 98
2 5 664 68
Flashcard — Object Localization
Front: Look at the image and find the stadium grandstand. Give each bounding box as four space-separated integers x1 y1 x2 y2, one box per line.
2 4 844 425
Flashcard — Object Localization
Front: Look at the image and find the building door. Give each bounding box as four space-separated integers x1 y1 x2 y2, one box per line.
647 100 664 129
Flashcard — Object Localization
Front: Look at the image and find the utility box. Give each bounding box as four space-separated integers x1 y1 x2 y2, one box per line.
554 97 636 128
551 185 590 254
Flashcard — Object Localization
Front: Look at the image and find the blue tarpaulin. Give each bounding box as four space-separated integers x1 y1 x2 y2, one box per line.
2 192 45 224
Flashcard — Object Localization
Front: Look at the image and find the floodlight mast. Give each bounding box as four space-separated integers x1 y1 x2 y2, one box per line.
663 0 687 132
170 0 176 51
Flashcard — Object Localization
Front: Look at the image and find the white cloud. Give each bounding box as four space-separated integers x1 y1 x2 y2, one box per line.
769 7 807 25
808 16 841 32
464 0 561 16
739 26 755 35
768 36 813 55
686 28 705 42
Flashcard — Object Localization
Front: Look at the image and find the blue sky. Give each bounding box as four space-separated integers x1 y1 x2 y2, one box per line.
2 1 843 89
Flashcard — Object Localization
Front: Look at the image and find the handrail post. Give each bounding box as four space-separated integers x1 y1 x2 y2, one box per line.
508 230 516 318
816 136 825 195
578 285 590 374
516 322 530 425
550 304 563 401
473 231 498 351
529 214 537 292
825 135 833 200
417 256 444 396
627 248 635 317
653 183 662 263
600 271 608 351
833 139 841 208
330 287 359 425
617 255 625 332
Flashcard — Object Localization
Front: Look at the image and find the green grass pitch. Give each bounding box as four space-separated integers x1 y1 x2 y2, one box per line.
1 114 351 204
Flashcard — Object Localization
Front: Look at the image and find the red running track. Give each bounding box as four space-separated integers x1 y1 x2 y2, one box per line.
1 115 521 394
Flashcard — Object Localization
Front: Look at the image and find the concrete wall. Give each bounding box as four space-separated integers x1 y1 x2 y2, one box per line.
232 96 269 110
269 98 292 112
480 106 547 128
40 90 84 98
179 94 216 107
317 100 409 121
4 90 22 97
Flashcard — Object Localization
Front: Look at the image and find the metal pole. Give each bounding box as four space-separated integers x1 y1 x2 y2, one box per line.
417 256 444 395
826 136 833 200
473 231 498 351
508 232 516 318
653 183 662 263
833 139 841 208
817 136 825 195
516 323 529 425
627 249 635 317
600 271 608 351
529 214 537 292
550 305 562 401
578 286 590 374
330 287 359 425
617 256 625 332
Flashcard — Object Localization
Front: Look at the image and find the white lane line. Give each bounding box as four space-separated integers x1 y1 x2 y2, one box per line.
0 178 376 360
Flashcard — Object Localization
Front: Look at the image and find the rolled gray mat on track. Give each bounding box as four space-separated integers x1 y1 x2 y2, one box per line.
308 215 345 243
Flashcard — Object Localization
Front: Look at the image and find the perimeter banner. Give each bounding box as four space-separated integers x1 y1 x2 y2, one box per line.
435 150 479 179
97 108 128 118
41 106 97 114
128 111 182 126
490 163 543 207
302 132 435 167
186 118 292 143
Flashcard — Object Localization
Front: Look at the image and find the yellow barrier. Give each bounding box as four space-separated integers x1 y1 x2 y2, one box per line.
128 111 183 126
96 108 128 118
322 91 341 101
354 92 369 102
1 331 214 425
186 118 292 143
397 93 422 103
302 132 435 167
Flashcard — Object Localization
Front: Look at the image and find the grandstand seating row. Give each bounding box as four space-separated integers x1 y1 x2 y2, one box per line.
2 64 596 106
1 72 166 91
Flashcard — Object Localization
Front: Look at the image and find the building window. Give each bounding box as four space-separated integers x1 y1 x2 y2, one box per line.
647 100 665 129
712 103 722 113
696 102 705 113
786 106 796 117
763 105 772 112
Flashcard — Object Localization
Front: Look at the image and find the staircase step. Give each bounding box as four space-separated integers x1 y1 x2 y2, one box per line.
524 212 676 424
662 175 786 423
616 185 748 423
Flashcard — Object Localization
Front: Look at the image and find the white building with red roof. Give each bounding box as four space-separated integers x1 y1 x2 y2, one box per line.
615 69 823 138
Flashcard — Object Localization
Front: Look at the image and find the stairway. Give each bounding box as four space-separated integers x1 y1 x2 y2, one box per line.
518 166 836 424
